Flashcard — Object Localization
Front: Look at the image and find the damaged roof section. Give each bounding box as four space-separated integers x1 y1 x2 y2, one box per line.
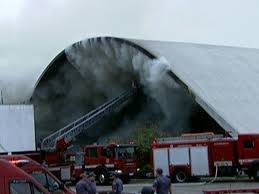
132 39 259 137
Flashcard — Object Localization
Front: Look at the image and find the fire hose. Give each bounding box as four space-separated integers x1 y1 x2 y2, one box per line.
204 164 218 185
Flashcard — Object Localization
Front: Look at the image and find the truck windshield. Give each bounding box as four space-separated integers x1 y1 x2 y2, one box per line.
30 171 61 193
9 181 44 194
116 146 136 159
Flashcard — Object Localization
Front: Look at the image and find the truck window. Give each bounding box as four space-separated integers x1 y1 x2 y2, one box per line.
9 181 32 194
244 140 254 148
87 148 98 158
30 172 60 192
30 172 48 188
116 146 136 159
46 173 60 192
75 153 84 165
32 185 44 194
102 148 114 158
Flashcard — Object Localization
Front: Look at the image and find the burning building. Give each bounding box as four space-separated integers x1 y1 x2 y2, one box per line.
1 37 259 145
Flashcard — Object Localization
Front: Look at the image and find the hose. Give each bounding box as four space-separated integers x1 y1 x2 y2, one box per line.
204 164 218 185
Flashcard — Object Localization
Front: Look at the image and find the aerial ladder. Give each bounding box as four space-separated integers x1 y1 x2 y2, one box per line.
41 87 137 151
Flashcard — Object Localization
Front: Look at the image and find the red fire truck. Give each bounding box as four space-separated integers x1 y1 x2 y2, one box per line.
0 155 74 194
81 143 139 184
0 159 50 194
152 132 259 183
0 88 137 183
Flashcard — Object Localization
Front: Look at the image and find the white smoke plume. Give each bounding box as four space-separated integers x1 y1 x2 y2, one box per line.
62 38 194 141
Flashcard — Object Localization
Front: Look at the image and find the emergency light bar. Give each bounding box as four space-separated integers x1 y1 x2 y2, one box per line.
10 159 29 166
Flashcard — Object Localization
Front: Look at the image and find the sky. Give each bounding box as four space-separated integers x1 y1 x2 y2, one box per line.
1 0 259 48
1 0 259 102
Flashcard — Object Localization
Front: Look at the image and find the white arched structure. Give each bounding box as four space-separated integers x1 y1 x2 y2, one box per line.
1 37 259 137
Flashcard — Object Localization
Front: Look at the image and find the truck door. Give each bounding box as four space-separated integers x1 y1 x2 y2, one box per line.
85 147 99 167
153 148 169 176
169 147 189 166
190 146 209 176
0 176 4 193
29 171 64 193
238 135 259 161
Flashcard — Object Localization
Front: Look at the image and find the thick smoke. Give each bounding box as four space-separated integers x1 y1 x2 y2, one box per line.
32 38 197 144
62 38 194 142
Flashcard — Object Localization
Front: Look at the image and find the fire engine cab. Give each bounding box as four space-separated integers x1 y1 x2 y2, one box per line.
152 132 259 183
0 155 74 194
0 159 50 194
82 143 139 184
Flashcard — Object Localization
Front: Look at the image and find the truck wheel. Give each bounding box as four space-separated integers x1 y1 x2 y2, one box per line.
174 170 187 183
96 169 109 185
253 166 259 181
98 173 106 184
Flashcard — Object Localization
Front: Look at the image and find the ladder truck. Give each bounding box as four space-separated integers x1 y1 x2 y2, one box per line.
6 87 138 183
152 132 259 183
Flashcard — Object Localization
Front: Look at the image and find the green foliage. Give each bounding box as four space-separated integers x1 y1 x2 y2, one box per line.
133 128 160 155
132 123 168 171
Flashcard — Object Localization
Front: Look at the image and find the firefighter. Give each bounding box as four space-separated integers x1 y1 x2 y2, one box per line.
88 172 97 194
153 168 172 194
76 172 96 194
111 172 123 194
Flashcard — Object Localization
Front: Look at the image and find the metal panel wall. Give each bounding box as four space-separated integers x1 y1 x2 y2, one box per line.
0 105 35 153
153 148 169 176
169 147 189 165
133 39 259 136
190 146 209 176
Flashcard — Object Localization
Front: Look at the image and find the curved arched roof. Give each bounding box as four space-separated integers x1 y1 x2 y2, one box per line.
32 37 157 95
36 37 259 136
2 36 259 136
131 39 259 136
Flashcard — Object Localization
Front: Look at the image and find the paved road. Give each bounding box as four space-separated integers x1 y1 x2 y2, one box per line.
70 180 259 194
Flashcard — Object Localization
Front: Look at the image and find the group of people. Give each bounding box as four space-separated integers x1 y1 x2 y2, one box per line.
76 168 172 194
75 172 97 194
75 172 123 194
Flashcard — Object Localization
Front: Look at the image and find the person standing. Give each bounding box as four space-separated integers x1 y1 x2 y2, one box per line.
87 172 97 194
153 168 172 194
76 172 96 194
111 173 123 194
76 173 89 194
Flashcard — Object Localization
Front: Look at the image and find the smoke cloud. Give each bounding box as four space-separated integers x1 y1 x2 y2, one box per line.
31 37 199 144
62 38 195 142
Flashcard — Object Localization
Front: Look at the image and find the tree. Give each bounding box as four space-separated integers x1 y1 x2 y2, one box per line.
132 123 168 175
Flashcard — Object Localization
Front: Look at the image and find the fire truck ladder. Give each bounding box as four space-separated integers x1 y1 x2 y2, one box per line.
156 134 225 144
41 88 137 150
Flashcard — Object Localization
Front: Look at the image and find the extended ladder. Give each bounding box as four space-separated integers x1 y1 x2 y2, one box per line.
156 133 226 144
41 88 137 150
